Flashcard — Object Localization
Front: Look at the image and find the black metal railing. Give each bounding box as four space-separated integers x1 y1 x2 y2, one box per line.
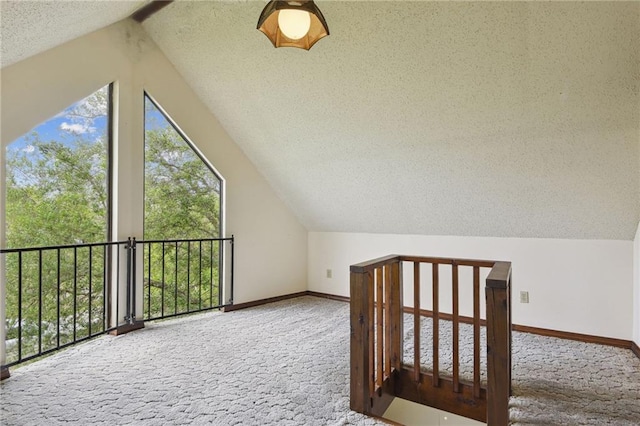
1 236 234 369
139 237 234 321
1 241 126 367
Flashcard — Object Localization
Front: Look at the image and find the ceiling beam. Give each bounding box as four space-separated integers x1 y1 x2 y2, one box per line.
131 0 174 23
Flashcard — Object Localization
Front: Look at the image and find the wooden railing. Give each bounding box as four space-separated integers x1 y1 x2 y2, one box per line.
350 255 512 425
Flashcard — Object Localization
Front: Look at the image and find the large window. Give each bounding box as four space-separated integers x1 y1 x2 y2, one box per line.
4 85 112 361
143 95 221 239
5 85 111 248
143 94 223 319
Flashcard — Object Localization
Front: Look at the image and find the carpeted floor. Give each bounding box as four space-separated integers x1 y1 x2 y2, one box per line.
402 315 488 385
402 315 640 425
509 331 640 425
1 296 639 425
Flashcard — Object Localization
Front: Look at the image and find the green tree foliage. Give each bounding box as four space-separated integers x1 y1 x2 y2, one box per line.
144 128 220 240
143 97 222 319
3 90 222 364
7 137 108 247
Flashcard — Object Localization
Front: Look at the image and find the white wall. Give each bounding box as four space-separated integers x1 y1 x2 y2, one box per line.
634 222 640 346
0 20 308 313
309 232 633 340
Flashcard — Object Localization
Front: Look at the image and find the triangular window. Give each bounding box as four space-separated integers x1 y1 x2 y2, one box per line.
143 94 224 319
143 95 222 239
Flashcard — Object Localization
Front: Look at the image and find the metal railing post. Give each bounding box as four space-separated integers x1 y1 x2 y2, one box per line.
230 235 234 305
131 237 137 323
125 238 133 324
0 248 8 380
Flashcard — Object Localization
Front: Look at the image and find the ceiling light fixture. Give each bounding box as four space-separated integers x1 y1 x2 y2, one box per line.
257 1 329 50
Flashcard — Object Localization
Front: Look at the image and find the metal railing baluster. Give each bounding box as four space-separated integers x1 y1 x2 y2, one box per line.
102 244 107 333
89 246 92 337
161 242 165 318
18 252 23 361
147 242 151 319
198 241 202 311
209 240 214 308
57 249 61 349
38 250 43 355
174 242 178 315
186 242 191 312
116 244 121 328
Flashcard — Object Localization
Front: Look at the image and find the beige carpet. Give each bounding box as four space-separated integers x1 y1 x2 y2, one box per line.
1 296 639 425
403 314 640 425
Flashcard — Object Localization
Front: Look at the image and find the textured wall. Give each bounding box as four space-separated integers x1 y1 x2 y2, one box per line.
142 1 640 240
308 232 634 340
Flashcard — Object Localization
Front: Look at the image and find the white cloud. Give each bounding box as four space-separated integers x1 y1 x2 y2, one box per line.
60 122 95 135
161 151 182 162
22 145 35 153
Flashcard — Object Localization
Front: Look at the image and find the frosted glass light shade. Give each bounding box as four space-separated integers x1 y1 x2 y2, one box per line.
277 9 311 40
257 0 329 50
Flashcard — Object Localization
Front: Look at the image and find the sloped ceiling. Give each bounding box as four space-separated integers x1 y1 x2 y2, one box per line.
2 1 639 240
0 0 147 68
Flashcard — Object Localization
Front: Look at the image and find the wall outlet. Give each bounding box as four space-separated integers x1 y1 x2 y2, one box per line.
520 291 529 304
326 269 332 279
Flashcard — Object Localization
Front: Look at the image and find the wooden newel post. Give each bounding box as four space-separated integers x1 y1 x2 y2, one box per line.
350 266 373 413
485 261 512 426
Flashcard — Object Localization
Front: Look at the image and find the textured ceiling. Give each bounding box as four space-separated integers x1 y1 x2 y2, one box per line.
142 1 639 239
0 0 146 68
2 1 639 240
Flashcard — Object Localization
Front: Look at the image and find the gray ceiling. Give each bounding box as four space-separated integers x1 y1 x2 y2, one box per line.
2 1 639 240
0 0 146 68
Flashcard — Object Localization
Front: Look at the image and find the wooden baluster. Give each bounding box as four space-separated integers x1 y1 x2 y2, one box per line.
413 262 420 382
384 264 392 377
350 267 374 413
473 266 481 398
452 262 460 393
368 271 375 396
376 267 384 390
432 263 440 387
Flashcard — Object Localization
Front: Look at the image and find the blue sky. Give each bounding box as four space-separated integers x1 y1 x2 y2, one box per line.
8 86 110 153
7 87 166 154
9 115 109 151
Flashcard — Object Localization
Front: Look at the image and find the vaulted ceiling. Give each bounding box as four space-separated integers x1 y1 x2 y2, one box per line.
0 0 146 67
2 1 639 240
